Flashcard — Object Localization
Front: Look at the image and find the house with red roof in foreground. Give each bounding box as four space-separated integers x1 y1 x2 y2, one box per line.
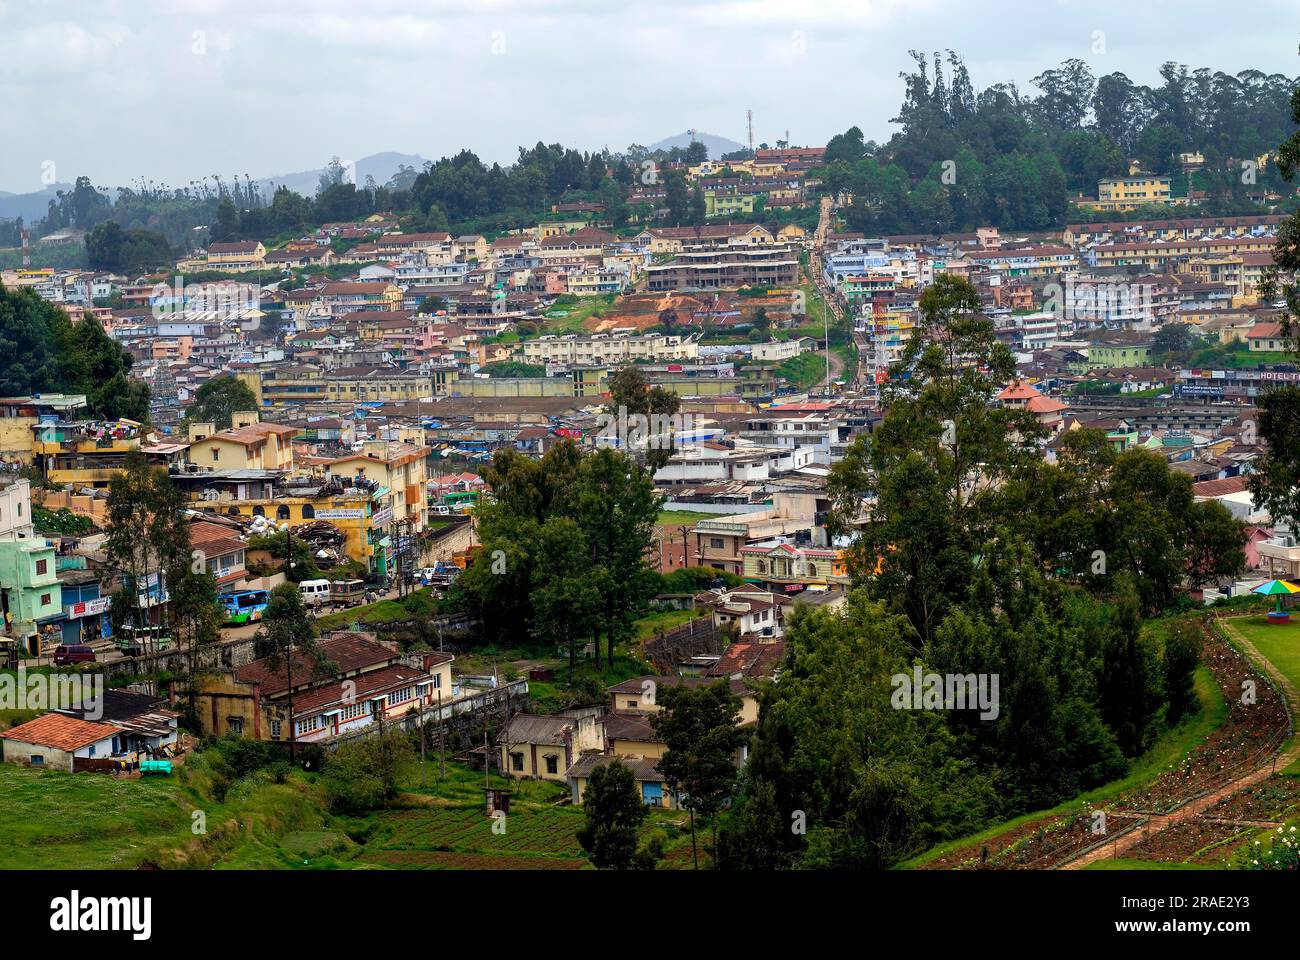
1 713 121 771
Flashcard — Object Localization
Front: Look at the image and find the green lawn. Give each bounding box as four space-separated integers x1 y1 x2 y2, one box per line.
540 294 618 333
367 760 695 870
312 587 438 633
1225 616 1300 692
0 750 332 869
635 607 706 641
0 738 697 870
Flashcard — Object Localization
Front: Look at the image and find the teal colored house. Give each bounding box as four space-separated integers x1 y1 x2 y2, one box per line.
0 539 62 655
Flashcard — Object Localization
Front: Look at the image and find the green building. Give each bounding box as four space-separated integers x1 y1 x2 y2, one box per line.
0 539 63 654
1088 332 1154 369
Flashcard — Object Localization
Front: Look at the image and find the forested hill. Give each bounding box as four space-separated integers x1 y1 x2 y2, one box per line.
819 53 1300 234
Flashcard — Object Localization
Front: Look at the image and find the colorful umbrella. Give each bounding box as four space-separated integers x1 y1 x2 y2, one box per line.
1252 579 1300 614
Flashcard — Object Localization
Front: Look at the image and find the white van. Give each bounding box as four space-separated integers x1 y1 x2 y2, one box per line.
299 579 331 606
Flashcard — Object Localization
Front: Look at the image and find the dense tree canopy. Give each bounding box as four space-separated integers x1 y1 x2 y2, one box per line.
0 282 148 420
714 275 1249 869
457 442 660 668
183 374 259 430
821 52 1299 235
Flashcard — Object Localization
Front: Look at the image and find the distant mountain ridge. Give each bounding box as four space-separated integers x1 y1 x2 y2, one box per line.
648 131 749 159
0 185 70 224
252 151 428 198
0 153 429 223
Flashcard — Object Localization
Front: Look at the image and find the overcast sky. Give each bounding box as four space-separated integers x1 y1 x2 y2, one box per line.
2 0 1297 194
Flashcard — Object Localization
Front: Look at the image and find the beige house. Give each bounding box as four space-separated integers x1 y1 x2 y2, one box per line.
187 413 299 471
499 713 603 781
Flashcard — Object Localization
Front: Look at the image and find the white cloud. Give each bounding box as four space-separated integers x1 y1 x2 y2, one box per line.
2 0 1297 191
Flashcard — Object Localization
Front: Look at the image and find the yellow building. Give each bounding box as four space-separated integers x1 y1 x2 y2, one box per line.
192 634 455 742
218 489 387 576
704 193 756 218
0 395 89 466
605 676 759 726
31 418 148 488
499 713 604 781
237 367 451 409
1090 235 1276 271
740 540 847 588
1083 175 1173 212
204 240 267 271
187 414 298 471
326 441 429 535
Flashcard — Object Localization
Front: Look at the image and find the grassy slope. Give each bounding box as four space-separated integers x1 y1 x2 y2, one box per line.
898 665 1228 869
0 755 329 869
776 352 828 390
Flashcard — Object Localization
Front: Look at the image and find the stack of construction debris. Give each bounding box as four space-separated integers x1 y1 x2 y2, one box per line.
293 520 349 568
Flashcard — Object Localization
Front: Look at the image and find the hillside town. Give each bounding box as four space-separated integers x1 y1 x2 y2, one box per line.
5 7 1300 934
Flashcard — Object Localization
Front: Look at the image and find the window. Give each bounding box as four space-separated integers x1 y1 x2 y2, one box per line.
626 699 639 710
301 504 315 519
277 505 291 520
30 755 43 766
252 506 264 517
545 755 558 775
211 449 220 462
35 559 47 576
511 752 524 772
710 538 724 549
271 719 282 739
40 594 51 606
228 717 244 736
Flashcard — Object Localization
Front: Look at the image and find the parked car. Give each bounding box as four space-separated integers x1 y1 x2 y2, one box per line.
53 644 96 666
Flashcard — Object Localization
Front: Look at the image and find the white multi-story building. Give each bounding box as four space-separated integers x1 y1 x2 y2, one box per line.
0 478 35 542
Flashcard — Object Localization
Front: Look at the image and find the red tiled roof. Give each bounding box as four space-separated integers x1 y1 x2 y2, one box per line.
289 663 432 718
236 632 394 696
2 713 120 751
998 380 1040 401
1192 476 1248 497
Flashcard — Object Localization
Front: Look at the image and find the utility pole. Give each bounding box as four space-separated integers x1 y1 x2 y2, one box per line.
418 689 426 788
286 520 296 763
437 689 445 779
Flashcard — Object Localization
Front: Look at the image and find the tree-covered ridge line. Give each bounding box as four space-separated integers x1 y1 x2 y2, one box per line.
0 139 714 257
6 55 1298 264
821 53 1300 234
